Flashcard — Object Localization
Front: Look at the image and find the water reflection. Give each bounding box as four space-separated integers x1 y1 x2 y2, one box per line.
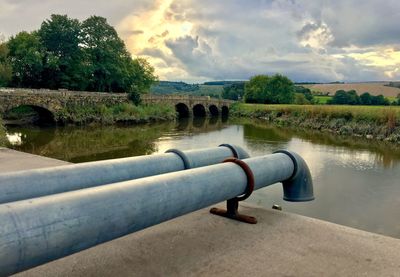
5 118 400 238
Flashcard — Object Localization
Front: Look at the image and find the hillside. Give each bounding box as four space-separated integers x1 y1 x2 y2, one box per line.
150 81 223 97
305 82 400 97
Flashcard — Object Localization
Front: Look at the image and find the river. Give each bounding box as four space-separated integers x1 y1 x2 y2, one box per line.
5 117 400 239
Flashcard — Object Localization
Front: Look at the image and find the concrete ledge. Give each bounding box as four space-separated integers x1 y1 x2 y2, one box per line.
0 148 69 173
14 203 400 277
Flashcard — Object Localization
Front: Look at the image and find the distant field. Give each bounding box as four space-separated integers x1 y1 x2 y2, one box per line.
304 82 400 97
314 95 332 104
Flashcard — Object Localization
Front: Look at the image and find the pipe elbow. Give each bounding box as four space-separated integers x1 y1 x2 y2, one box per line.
274 150 315 202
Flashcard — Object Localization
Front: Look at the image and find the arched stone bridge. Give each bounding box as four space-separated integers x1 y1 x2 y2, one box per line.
0 88 234 121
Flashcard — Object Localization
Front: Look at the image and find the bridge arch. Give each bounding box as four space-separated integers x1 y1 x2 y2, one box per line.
193 104 206 117
221 106 229 116
209 105 219 116
4 105 55 125
175 103 190 118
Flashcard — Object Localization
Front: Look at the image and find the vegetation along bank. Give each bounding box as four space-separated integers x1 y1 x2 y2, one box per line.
0 118 6 146
231 103 400 143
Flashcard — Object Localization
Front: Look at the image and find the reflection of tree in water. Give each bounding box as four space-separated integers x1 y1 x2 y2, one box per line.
6 126 56 149
8 123 175 163
6 118 229 163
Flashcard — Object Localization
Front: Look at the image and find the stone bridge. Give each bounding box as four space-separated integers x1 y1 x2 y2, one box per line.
0 88 234 122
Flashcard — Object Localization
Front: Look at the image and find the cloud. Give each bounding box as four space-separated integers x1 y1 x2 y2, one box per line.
1 0 400 82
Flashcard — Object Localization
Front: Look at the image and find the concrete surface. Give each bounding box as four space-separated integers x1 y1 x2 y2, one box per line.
0 148 69 173
2 148 400 276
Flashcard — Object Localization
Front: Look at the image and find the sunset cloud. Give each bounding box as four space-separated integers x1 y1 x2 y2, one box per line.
1 0 400 82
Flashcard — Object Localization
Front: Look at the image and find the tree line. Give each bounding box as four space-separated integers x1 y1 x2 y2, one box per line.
222 74 310 104
0 14 157 101
221 74 400 106
327 90 400 106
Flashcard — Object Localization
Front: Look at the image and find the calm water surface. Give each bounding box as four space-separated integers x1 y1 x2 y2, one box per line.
6 118 400 238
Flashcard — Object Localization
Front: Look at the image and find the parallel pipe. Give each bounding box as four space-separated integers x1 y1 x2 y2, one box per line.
0 144 248 204
0 151 313 276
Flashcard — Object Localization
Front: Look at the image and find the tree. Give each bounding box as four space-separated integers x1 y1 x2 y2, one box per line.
7 32 44 87
222 82 245 100
294 85 314 102
2 14 157 94
267 74 295 104
244 74 295 104
360 92 372 105
81 16 129 92
328 90 360 105
371 95 389 106
0 41 12 86
38 14 84 89
127 57 157 93
244 75 270 103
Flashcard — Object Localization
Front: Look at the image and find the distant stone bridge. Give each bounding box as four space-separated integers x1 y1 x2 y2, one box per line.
0 88 234 122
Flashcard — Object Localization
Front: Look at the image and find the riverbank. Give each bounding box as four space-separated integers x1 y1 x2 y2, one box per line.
54 102 176 125
231 103 400 143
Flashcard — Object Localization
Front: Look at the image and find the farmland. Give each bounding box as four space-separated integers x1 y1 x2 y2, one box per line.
304 82 400 97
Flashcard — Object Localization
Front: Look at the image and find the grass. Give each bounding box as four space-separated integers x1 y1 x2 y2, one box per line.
314 95 332 104
231 103 400 143
55 102 177 125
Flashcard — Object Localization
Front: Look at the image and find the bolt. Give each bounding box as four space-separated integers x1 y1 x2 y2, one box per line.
272 204 282 211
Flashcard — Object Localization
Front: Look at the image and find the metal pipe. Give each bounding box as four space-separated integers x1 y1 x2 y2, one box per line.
0 151 313 276
0 144 249 204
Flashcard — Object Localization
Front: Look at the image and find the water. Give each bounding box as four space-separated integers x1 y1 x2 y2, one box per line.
5 118 400 238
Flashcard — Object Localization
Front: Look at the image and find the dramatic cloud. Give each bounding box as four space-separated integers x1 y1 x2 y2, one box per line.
1 0 400 82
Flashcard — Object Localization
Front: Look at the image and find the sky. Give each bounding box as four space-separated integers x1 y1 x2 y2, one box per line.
1 0 400 83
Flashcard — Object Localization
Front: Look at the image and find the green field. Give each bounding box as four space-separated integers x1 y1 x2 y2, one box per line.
314 95 332 104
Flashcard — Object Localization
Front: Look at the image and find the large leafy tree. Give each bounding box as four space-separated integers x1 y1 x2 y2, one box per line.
2 14 157 95
0 41 12 87
244 75 270 103
244 74 294 104
81 16 132 92
81 16 157 93
38 14 85 89
7 32 43 87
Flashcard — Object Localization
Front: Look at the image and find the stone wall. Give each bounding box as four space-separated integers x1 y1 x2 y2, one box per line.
0 88 233 117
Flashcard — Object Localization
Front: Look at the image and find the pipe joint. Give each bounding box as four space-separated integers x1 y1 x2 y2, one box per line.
165 149 192 169
219 144 250 159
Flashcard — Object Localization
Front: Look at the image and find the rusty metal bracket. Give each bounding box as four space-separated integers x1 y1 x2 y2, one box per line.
210 158 257 224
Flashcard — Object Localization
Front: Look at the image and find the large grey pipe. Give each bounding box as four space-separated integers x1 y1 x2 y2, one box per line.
0 151 313 276
0 144 248 204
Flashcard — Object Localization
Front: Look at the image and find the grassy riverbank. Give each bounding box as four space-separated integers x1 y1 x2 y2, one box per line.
55 103 176 125
231 103 400 143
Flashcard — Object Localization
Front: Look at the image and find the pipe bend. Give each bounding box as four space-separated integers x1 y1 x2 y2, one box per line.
219 144 250 159
273 150 315 202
